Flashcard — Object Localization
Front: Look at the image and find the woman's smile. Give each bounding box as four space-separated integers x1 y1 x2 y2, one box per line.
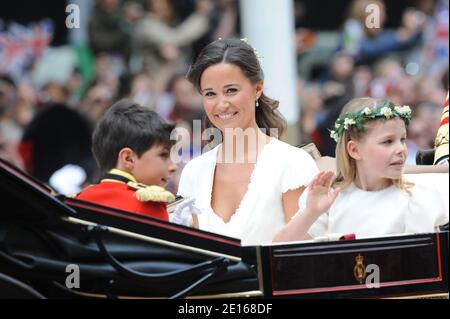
216 111 239 122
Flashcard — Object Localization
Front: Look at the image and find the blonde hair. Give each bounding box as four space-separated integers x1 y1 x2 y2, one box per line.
332 97 413 193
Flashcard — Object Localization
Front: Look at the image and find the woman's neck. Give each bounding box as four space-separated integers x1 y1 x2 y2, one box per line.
219 127 271 164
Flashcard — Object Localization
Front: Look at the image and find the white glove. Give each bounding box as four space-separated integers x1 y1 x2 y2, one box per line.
170 197 203 226
49 164 86 195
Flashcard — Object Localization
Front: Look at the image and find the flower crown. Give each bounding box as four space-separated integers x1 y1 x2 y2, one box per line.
240 38 263 63
330 101 412 142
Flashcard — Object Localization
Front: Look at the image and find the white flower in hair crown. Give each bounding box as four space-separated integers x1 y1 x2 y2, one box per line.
239 37 264 63
329 101 412 142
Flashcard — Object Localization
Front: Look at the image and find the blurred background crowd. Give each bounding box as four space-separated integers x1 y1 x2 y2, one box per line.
0 0 448 194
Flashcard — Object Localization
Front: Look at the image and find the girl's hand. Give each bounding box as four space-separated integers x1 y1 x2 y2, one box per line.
305 170 340 217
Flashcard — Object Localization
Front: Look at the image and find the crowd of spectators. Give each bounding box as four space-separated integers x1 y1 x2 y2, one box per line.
0 0 448 194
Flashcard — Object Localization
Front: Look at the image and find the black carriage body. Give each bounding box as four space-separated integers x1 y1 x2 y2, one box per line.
0 158 259 298
0 158 448 298
255 232 448 298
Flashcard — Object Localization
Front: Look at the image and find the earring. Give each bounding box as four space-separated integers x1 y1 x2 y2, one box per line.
256 99 259 107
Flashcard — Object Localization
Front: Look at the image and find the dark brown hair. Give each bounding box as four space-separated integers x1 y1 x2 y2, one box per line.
92 99 175 173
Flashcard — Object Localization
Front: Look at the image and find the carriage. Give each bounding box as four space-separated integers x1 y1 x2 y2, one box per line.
0 157 448 299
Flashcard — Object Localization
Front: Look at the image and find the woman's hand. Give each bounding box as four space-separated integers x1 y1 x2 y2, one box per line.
305 170 340 217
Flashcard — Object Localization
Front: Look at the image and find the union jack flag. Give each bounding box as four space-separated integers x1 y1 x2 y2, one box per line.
434 91 449 164
440 91 449 128
0 19 53 79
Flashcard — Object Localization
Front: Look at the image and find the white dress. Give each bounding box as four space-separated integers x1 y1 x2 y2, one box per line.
307 183 449 239
178 138 319 246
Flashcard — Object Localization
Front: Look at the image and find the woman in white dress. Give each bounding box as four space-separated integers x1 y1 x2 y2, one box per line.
274 97 449 242
177 38 318 246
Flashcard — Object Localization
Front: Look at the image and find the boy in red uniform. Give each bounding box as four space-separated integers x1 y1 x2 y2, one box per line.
76 99 177 221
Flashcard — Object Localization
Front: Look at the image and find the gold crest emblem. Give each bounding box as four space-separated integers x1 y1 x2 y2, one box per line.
353 254 366 284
